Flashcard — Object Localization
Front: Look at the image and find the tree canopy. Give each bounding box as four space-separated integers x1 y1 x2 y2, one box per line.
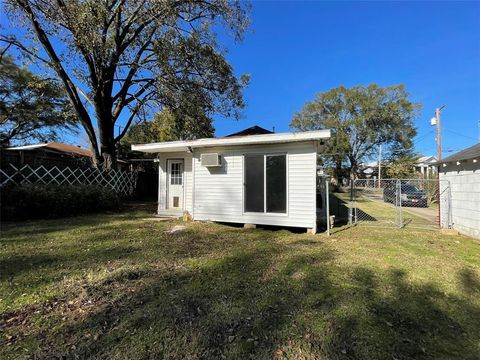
0 56 77 146
290 84 420 180
120 107 213 146
119 106 214 160
1 0 249 168
385 154 419 179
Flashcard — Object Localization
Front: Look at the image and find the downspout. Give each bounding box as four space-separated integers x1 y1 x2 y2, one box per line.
191 149 196 220
156 155 161 215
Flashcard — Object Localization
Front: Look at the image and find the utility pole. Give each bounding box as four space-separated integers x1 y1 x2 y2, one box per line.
433 105 445 160
378 144 382 188
431 105 445 228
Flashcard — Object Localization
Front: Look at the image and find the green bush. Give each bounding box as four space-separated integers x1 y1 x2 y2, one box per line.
1 184 120 220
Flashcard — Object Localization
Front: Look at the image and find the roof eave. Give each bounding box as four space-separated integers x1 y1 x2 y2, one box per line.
131 130 331 153
434 157 479 166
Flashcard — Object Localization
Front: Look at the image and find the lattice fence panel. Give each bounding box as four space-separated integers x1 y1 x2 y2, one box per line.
0 163 137 197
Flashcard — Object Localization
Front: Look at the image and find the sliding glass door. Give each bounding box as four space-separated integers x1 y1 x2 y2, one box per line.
244 154 287 214
244 155 264 212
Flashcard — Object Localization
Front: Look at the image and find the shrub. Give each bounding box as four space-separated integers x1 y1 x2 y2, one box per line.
1 184 120 220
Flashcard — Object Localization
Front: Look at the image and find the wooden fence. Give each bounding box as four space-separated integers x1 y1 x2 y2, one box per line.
0 163 137 197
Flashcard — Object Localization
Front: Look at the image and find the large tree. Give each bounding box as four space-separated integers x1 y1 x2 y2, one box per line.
1 0 249 168
0 56 77 146
290 84 420 180
118 105 214 159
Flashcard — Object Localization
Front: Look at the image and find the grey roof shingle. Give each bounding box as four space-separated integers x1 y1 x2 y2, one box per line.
437 143 480 163
225 125 273 137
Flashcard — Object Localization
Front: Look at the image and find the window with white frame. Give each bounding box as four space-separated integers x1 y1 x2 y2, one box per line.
170 162 182 185
244 154 287 213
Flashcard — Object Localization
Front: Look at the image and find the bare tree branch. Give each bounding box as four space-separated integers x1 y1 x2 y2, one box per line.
14 0 100 159
0 36 52 65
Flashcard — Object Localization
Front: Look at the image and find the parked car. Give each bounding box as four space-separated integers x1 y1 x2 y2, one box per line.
383 183 428 207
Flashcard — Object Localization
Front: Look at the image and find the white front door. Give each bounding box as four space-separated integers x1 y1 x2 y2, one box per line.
167 159 184 210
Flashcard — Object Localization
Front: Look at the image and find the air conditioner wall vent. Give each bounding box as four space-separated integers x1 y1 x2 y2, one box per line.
201 153 222 167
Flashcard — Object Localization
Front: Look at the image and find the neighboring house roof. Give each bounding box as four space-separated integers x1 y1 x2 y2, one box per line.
225 125 274 137
437 143 480 164
6 142 92 157
132 129 331 153
5 143 47 151
362 161 380 168
416 155 437 165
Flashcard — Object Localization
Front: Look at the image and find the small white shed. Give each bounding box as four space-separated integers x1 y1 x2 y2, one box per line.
438 143 480 239
132 129 331 233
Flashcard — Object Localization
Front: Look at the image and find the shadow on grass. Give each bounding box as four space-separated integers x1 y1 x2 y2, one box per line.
328 193 378 226
0 245 142 283
458 268 480 297
328 192 351 226
0 205 154 237
13 233 479 360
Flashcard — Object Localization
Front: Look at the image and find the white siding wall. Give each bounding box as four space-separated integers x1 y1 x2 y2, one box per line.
439 161 480 239
157 152 193 214
192 141 317 229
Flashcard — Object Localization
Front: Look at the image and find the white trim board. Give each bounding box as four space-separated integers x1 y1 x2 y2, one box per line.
132 130 331 153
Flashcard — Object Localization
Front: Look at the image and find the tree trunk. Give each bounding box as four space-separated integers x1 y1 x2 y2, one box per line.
95 84 117 170
101 142 117 170
98 120 117 170
349 157 359 180
334 160 343 185
85 129 101 168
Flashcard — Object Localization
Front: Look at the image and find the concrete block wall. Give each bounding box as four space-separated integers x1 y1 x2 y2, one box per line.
439 161 480 239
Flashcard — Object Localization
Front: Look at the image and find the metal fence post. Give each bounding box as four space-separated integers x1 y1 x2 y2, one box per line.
395 180 403 228
448 180 453 228
348 179 353 224
437 176 441 228
325 180 330 236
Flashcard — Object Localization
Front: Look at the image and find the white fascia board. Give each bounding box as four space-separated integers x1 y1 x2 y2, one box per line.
131 129 331 153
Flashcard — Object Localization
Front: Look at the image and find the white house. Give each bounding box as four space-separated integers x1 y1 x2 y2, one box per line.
414 155 437 177
437 143 480 239
132 129 331 233
360 155 438 179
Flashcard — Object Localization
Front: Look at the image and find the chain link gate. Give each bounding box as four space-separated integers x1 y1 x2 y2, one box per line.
350 179 452 230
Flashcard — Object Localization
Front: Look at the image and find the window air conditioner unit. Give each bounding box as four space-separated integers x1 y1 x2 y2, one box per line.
201 153 222 167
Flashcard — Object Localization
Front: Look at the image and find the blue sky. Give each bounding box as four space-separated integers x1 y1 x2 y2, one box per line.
214 1 480 157
2 1 479 157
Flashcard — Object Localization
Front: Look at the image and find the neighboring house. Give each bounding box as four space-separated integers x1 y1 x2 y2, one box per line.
414 155 437 177
2 142 133 170
360 160 387 179
361 155 437 179
132 128 331 233
437 143 480 239
360 161 377 178
2 142 93 168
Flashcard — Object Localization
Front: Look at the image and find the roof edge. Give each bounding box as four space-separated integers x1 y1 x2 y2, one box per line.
132 129 331 153
433 143 480 165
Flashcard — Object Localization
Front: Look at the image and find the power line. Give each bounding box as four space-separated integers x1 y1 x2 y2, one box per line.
413 130 435 143
443 128 478 141
444 148 461 153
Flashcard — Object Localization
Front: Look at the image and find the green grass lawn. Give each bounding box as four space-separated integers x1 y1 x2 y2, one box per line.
1 207 480 359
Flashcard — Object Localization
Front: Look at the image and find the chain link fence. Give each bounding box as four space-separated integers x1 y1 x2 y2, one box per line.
350 179 451 230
